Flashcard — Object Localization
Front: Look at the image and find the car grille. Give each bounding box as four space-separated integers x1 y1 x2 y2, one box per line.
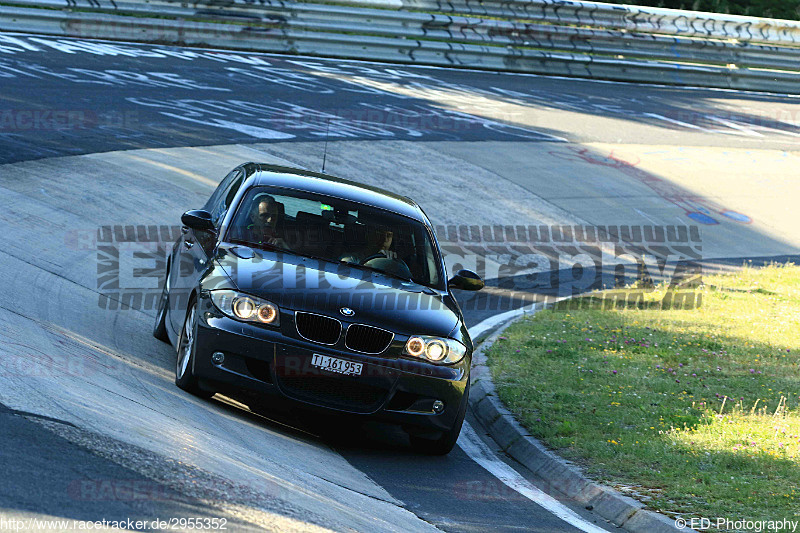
295 312 341 345
345 324 393 354
278 375 387 413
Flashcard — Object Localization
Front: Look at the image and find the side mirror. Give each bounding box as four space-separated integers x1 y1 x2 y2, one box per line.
448 269 484 291
181 210 215 233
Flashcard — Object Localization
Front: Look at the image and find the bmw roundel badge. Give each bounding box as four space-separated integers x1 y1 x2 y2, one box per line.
339 307 355 317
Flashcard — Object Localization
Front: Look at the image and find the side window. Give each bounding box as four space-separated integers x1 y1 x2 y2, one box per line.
223 172 245 212
205 169 243 228
204 170 236 215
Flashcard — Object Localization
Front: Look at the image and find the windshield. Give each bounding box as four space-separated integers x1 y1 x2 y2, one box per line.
225 186 443 288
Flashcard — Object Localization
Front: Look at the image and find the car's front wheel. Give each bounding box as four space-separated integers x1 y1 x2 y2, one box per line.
408 382 469 456
175 299 214 399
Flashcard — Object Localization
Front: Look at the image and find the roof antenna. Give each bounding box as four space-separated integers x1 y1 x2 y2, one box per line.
321 117 331 174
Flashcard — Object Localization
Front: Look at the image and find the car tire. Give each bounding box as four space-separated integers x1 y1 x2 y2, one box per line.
175 298 214 399
152 275 170 343
408 382 469 456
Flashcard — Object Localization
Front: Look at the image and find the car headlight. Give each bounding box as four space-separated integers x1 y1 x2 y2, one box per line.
209 290 280 326
404 336 466 364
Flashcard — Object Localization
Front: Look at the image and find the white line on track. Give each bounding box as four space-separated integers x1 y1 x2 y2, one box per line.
457 423 608 533
459 307 609 533
468 305 540 340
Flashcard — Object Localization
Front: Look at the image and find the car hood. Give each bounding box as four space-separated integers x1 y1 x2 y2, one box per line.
211 244 459 337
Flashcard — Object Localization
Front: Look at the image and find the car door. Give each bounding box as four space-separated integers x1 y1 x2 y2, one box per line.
167 168 245 334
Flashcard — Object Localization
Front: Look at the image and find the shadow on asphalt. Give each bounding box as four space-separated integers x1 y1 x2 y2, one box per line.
0 402 262 531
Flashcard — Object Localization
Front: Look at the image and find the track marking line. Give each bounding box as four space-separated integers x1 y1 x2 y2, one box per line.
634 207 659 224
463 308 609 532
469 305 540 340
457 422 608 533
125 153 218 187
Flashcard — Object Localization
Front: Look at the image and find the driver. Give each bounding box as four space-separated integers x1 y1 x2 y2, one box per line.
244 195 290 250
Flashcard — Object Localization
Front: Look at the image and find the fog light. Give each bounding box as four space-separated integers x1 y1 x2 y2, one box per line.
432 400 445 413
211 351 225 365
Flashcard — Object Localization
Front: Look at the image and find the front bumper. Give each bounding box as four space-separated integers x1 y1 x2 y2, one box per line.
191 293 470 433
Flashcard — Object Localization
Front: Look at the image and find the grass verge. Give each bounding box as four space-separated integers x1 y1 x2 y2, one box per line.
487 263 800 523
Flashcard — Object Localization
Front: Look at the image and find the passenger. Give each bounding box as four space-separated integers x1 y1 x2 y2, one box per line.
372 229 397 260
341 227 396 263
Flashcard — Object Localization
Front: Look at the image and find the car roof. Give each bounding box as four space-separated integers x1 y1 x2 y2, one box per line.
246 163 427 222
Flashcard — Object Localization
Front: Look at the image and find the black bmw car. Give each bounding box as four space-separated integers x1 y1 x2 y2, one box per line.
153 163 484 454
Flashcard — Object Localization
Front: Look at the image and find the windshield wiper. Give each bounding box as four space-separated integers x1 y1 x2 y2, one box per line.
227 238 292 254
226 239 419 285
340 261 414 284
229 240 347 268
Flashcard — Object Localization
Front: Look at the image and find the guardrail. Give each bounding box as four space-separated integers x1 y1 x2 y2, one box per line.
1 0 798 92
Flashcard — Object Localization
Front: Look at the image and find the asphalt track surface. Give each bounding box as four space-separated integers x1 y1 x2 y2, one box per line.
0 32 799 532
2 32 800 164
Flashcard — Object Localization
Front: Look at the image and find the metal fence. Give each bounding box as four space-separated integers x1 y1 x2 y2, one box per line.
1 0 799 92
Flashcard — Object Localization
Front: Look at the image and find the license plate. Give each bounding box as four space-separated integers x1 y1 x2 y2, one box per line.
311 354 363 376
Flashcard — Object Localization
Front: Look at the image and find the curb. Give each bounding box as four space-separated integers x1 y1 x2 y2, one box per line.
468 317 693 533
